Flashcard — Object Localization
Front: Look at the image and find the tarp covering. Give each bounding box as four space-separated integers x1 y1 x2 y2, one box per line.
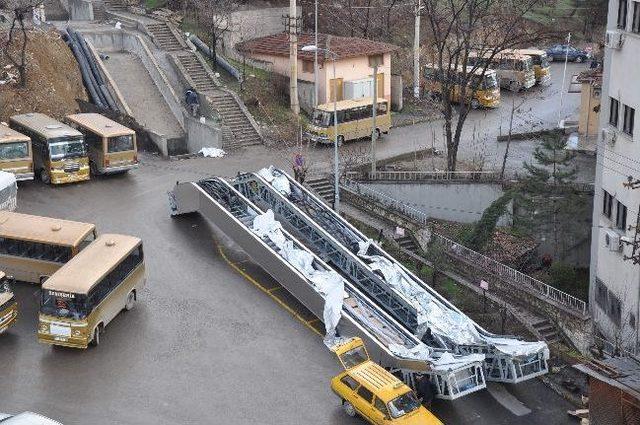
430 352 486 372
485 337 550 359
0 171 17 211
258 166 290 195
199 147 226 158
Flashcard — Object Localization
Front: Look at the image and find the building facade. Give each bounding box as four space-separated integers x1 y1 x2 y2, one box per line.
236 33 397 113
590 0 640 350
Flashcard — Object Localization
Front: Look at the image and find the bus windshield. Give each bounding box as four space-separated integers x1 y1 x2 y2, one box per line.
49 138 86 160
0 142 29 160
312 110 332 127
108 135 134 153
41 291 89 320
539 54 550 68
388 391 421 419
483 73 498 90
516 58 533 71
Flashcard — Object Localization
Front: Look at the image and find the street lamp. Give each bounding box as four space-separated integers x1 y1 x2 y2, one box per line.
302 44 340 213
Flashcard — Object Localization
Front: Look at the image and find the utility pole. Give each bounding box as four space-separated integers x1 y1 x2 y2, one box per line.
288 0 300 115
413 0 421 99
371 62 378 175
314 0 319 106
558 32 571 126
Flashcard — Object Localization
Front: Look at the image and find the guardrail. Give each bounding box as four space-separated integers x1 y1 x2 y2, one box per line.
343 179 428 225
346 170 502 182
342 178 589 316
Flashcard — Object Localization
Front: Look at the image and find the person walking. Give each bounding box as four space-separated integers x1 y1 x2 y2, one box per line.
293 153 306 184
185 88 200 117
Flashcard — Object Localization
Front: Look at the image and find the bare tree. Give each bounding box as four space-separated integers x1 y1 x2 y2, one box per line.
2 0 44 87
421 0 551 171
189 0 237 70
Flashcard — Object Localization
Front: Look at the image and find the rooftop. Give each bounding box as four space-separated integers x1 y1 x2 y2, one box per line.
575 356 640 400
0 211 95 247
236 33 399 62
66 113 134 138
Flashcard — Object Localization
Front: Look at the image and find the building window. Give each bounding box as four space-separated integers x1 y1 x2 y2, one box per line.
610 97 620 127
595 278 609 310
619 0 629 29
617 201 628 230
633 1 640 32
609 293 622 326
603 190 614 218
302 61 314 73
623 104 635 136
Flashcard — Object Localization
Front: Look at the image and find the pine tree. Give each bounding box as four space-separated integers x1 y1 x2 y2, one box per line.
515 133 590 258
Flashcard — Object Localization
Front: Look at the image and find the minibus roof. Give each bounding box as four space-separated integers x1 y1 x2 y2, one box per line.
511 48 547 56
425 63 496 76
10 113 82 140
348 361 409 403
66 113 135 138
0 211 95 247
316 97 388 112
43 234 141 294
0 124 30 144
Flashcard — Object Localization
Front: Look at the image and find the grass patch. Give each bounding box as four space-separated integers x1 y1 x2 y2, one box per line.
145 0 167 10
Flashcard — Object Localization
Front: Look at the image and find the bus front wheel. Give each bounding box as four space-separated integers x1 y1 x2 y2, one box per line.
39 169 50 185
125 291 136 311
471 99 481 110
337 136 345 146
90 325 101 347
374 129 381 141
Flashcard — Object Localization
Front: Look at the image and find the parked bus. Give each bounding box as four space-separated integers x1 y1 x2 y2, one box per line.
307 98 391 145
424 64 500 109
468 51 536 92
0 211 96 284
0 272 18 334
9 113 90 185
0 125 33 181
65 113 138 175
511 49 551 85
38 234 146 348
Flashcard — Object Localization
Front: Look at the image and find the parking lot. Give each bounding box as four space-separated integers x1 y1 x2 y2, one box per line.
0 150 578 424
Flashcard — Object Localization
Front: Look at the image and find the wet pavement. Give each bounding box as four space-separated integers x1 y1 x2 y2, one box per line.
0 153 577 424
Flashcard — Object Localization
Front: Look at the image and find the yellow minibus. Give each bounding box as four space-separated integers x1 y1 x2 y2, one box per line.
65 113 138 175
307 98 391 145
0 124 33 181
468 51 536 91
511 49 551 85
38 234 146 348
424 64 500 109
9 113 90 185
0 211 96 283
0 272 18 334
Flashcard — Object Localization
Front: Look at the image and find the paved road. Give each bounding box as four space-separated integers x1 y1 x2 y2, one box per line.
304 62 593 182
0 154 576 424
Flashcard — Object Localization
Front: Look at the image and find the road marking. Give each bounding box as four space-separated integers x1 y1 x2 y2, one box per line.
486 383 531 416
217 244 323 337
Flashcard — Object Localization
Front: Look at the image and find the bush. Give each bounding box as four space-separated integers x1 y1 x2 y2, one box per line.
549 262 577 293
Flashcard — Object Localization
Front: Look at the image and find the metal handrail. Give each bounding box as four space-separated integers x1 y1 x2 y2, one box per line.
341 179 588 316
346 170 503 182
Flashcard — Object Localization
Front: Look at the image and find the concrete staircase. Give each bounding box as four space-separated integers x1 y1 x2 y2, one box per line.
146 22 183 51
208 90 262 148
103 0 127 13
306 178 335 205
396 235 420 254
531 318 560 344
176 53 217 93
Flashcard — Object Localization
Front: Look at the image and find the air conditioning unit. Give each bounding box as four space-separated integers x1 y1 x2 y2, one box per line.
603 127 617 146
605 230 622 252
606 30 624 49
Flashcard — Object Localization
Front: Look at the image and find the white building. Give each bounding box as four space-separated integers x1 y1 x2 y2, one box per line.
590 0 640 350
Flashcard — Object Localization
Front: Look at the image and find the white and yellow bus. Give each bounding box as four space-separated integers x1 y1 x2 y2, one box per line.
307 98 391 145
510 49 551 85
468 51 536 92
424 64 501 109
65 113 138 175
38 234 146 348
0 125 33 181
0 272 18 334
9 113 90 185
0 211 96 284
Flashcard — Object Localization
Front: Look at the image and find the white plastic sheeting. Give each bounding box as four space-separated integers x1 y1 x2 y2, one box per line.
199 147 226 158
431 352 486 372
0 171 17 211
258 166 291 195
389 343 432 361
358 239 548 359
251 209 343 340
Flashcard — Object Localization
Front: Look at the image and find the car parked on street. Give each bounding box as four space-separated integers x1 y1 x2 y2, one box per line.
546 44 590 62
0 412 63 424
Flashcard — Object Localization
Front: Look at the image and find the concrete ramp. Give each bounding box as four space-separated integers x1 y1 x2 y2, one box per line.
103 52 182 140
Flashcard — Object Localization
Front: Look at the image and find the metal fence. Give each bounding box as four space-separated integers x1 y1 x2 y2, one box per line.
342 179 588 316
346 170 502 182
